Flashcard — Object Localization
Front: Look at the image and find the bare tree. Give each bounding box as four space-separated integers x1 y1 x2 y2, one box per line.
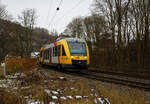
18 9 37 57
0 2 7 19
65 17 84 38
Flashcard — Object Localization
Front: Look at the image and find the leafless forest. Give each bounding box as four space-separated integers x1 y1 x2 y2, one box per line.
0 0 150 73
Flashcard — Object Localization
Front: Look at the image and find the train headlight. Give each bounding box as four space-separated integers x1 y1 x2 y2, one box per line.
84 56 87 59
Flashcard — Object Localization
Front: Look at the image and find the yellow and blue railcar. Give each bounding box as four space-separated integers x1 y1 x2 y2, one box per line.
39 37 90 71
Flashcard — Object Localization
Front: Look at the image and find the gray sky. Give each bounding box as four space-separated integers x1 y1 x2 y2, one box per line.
2 0 93 33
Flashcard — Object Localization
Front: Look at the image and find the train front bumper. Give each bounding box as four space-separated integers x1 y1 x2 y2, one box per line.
62 60 88 71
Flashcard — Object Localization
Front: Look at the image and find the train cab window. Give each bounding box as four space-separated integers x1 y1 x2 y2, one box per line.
62 45 66 56
58 45 60 56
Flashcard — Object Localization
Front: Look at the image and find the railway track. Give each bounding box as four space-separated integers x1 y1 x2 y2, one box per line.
79 70 150 91
89 70 150 80
40 66 150 91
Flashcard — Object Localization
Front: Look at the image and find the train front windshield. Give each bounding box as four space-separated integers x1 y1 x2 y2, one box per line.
67 41 87 56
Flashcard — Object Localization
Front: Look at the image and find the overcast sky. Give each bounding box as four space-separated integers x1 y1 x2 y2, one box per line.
1 0 93 33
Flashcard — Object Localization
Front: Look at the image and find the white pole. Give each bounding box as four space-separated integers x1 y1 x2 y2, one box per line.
1 63 6 77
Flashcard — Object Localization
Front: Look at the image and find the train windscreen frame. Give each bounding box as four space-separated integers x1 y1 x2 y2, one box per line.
67 41 87 56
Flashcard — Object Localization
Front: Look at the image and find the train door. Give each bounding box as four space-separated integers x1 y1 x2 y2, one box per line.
58 45 61 64
60 45 68 64
52 46 58 64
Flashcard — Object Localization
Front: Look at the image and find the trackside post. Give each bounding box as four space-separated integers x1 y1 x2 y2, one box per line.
1 63 6 77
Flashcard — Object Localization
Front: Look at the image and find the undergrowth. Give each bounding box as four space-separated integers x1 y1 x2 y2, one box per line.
5 57 36 74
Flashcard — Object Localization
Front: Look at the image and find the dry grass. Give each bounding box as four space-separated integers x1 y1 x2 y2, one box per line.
97 86 150 104
30 86 48 102
0 64 150 104
0 89 25 104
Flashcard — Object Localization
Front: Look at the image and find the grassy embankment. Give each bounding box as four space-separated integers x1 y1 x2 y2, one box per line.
0 57 149 104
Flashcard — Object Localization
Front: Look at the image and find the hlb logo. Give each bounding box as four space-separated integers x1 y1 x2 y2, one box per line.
76 56 80 59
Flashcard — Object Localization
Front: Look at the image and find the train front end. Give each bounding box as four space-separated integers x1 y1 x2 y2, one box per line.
62 38 90 70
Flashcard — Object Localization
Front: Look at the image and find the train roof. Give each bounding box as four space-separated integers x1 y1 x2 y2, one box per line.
42 38 86 50
56 35 85 42
58 37 85 42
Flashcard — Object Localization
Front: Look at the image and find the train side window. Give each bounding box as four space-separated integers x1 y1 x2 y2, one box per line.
50 48 51 57
47 50 49 59
58 45 60 56
62 45 66 56
45 50 47 59
46 50 47 59
43 51 45 59
44 50 47 59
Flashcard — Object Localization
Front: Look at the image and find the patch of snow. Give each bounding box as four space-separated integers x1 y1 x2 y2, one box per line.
0 79 7 82
60 96 67 100
67 96 73 99
27 100 42 104
57 89 61 91
31 52 39 58
20 73 26 78
6 73 19 79
97 98 111 104
51 91 59 95
95 93 98 97
14 73 21 76
70 87 77 91
70 87 75 90
97 98 105 104
24 96 29 99
45 89 51 95
49 102 55 104
91 89 94 91
0 83 8 88
75 95 82 99
105 98 111 104
90 94 93 96
31 101 40 104
21 86 31 89
13 87 18 90
59 77 65 80
44 80 48 83
83 96 88 98
7 79 13 84
51 96 58 100
94 98 98 103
